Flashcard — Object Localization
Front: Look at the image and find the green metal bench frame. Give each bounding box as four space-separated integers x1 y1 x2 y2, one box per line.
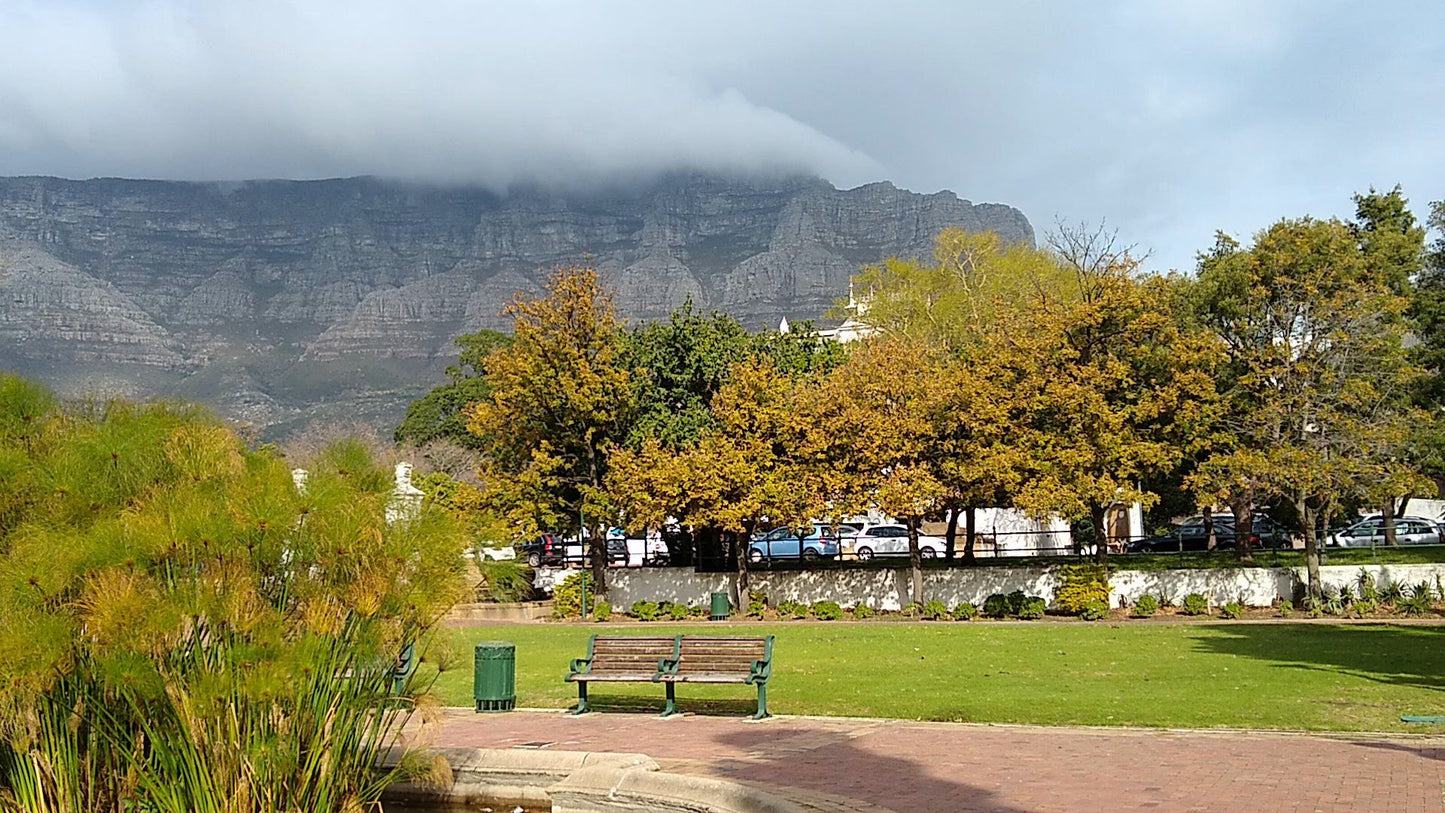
566 634 679 715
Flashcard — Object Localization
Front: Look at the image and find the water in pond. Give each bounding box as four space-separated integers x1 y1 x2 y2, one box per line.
381 804 545 813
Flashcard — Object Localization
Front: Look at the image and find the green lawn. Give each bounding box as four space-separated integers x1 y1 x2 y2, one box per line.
428 621 1445 732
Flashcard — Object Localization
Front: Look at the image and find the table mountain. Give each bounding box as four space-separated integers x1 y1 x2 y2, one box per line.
0 173 1032 437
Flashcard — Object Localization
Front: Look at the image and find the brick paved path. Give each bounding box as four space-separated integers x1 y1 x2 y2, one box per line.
434 709 1445 812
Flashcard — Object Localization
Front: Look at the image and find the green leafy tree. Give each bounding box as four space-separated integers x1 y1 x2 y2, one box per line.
394 329 511 449
1191 216 1424 596
624 300 753 449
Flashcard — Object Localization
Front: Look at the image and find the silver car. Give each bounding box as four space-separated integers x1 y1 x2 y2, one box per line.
1331 516 1444 547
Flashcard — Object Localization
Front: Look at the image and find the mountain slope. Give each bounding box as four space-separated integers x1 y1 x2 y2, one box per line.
0 173 1032 435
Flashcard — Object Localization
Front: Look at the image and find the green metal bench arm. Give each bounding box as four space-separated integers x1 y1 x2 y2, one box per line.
654 657 679 682
746 658 771 685
568 657 592 678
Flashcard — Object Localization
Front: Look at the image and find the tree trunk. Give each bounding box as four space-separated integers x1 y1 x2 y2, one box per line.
1398 494 1413 517
944 505 960 560
1297 501 1322 600
1228 495 1255 562
588 527 608 596
963 506 978 564
1090 503 1108 565
1203 505 1216 551
1383 496 1398 546
734 525 753 610
906 516 924 606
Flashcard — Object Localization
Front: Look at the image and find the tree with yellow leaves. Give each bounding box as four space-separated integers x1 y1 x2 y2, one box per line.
610 358 821 602
1001 226 1219 562
467 267 634 594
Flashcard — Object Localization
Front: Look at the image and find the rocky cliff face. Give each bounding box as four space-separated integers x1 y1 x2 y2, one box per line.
0 174 1032 436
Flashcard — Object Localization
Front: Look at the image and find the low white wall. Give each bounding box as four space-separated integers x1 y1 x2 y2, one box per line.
557 561 1445 611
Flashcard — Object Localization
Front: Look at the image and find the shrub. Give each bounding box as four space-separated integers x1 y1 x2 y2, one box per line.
1399 591 1432 616
747 590 769 618
952 602 977 621
592 601 612 622
551 571 595 619
901 602 923 618
852 603 874 619
922 599 950 620
668 603 690 621
777 600 809 619
1277 599 1293 617
1382 580 1406 604
1007 590 1028 617
1353 598 1378 617
1324 595 1345 616
1181 593 1209 616
1078 599 1109 621
475 557 534 603
689 604 709 618
1412 581 1435 603
1357 569 1379 602
983 594 1010 619
811 600 843 621
1153 593 1174 609
1302 594 1324 618
1017 596 1047 620
630 600 661 621
1056 564 1111 615
1336 583 1355 606
1132 594 1159 617
1220 601 1244 620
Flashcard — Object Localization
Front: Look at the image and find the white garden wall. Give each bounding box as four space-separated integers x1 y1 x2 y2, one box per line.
541 561 1445 611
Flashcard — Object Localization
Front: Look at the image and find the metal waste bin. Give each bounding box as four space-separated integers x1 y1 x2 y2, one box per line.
710 592 731 620
473 641 516 712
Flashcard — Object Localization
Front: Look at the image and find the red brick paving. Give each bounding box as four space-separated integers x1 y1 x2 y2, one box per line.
433 710 1445 812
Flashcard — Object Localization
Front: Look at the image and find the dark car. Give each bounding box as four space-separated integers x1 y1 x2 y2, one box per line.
1128 513 1289 553
514 534 567 568
606 536 630 564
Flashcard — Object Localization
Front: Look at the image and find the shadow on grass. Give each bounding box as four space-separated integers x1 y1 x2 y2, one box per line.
1191 623 1445 693
708 724 1032 813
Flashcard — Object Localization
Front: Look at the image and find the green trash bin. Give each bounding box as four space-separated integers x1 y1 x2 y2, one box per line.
474 641 516 712
710 591 731 620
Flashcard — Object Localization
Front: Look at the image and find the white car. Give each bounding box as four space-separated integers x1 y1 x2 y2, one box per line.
846 523 946 560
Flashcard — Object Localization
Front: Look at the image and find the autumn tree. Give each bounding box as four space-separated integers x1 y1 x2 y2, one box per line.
610 358 819 602
1004 226 1218 563
1192 216 1423 596
805 338 958 604
849 228 1066 555
467 268 634 593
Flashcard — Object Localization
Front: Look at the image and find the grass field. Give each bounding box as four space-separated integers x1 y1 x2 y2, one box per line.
428 621 1445 732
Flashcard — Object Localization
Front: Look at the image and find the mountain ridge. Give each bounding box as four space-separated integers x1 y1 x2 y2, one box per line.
0 173 1032 436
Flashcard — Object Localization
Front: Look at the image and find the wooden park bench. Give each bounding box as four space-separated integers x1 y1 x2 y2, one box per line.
566 634 775 719
566 635 679 715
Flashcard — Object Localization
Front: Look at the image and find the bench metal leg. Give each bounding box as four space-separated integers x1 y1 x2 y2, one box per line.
661 682 678 717
752 683 770 720
570 682 590 715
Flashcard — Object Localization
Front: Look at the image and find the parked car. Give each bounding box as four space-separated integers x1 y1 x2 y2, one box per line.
515 534 567 568
748 525 841 562
845 523 946 560
1127 513 1289 553
1331 516 1445 547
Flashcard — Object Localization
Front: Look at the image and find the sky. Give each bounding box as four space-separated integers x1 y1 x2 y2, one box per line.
0 0 1441 273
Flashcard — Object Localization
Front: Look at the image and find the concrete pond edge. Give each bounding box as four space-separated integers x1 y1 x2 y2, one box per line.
382 746 856 813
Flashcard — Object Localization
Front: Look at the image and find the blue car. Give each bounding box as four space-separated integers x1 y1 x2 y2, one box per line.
748 525 841 563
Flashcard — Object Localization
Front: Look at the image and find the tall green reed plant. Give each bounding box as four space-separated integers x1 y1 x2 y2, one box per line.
0 374 467 812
